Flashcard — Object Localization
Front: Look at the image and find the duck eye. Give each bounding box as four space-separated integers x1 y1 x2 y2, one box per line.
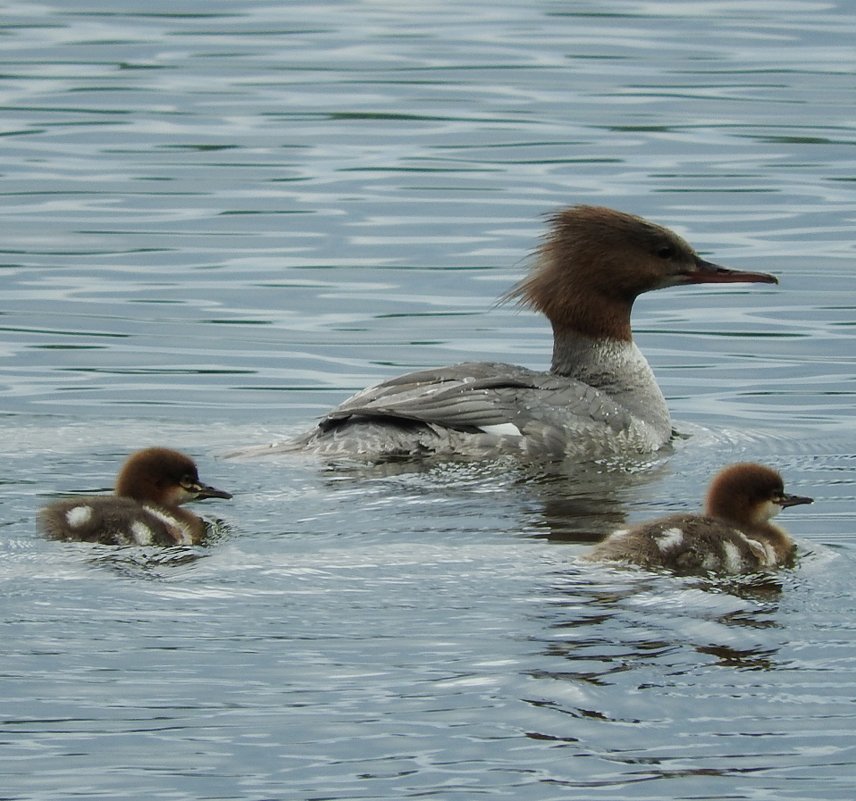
656 244 674 260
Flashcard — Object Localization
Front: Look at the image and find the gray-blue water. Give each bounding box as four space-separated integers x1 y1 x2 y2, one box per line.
2 1 856 799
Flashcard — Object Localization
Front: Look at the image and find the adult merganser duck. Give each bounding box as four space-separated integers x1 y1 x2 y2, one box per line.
38 447 232 546
587 463 813 573
249 205 778 460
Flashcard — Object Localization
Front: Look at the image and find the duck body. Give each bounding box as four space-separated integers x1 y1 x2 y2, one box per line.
287 350 668 460
588 463 813 574
251 205 777 462
38 447 232 546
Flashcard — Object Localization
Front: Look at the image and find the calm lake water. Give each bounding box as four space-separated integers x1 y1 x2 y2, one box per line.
2 1 856 799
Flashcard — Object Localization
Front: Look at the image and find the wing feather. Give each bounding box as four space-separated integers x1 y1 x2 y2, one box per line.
319 361 631 435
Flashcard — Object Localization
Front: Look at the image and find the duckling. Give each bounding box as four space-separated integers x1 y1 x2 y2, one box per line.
38 447 232 546
587 463 813 574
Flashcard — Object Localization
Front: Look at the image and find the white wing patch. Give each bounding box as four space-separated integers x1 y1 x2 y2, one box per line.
478 422 522 437
65 505 93 528
130 521 154 545
655 527 684 552
721 541 743 573
143 504 192 545
737 532 776 566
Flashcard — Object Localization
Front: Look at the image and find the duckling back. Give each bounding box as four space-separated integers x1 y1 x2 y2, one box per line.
38 497 202 546
588 513 785 574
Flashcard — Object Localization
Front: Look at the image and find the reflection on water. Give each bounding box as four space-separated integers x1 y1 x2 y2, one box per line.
2 0 856 799
88 544 210 579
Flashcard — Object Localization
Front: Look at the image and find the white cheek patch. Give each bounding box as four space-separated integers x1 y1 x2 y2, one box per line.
478 423 522 437
655 527 684 552
764 500 782 520
130 521 154 545
752 499 781 523
65 506 93 528
169 487 195 505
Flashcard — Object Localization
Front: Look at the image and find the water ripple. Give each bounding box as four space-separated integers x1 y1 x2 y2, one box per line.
2 1 856 799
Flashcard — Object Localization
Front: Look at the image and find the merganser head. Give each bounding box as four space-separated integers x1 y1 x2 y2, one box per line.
115 447 233 507
704 462 813 527
507 205 778 340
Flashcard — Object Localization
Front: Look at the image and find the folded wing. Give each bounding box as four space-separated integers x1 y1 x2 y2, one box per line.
319 361 632 436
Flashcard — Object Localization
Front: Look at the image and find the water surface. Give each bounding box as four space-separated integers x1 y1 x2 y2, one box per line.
2 1 856 799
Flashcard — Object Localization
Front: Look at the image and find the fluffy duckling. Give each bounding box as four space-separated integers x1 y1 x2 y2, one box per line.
242 205 777 461
587 463 813 574
38 447 232 546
